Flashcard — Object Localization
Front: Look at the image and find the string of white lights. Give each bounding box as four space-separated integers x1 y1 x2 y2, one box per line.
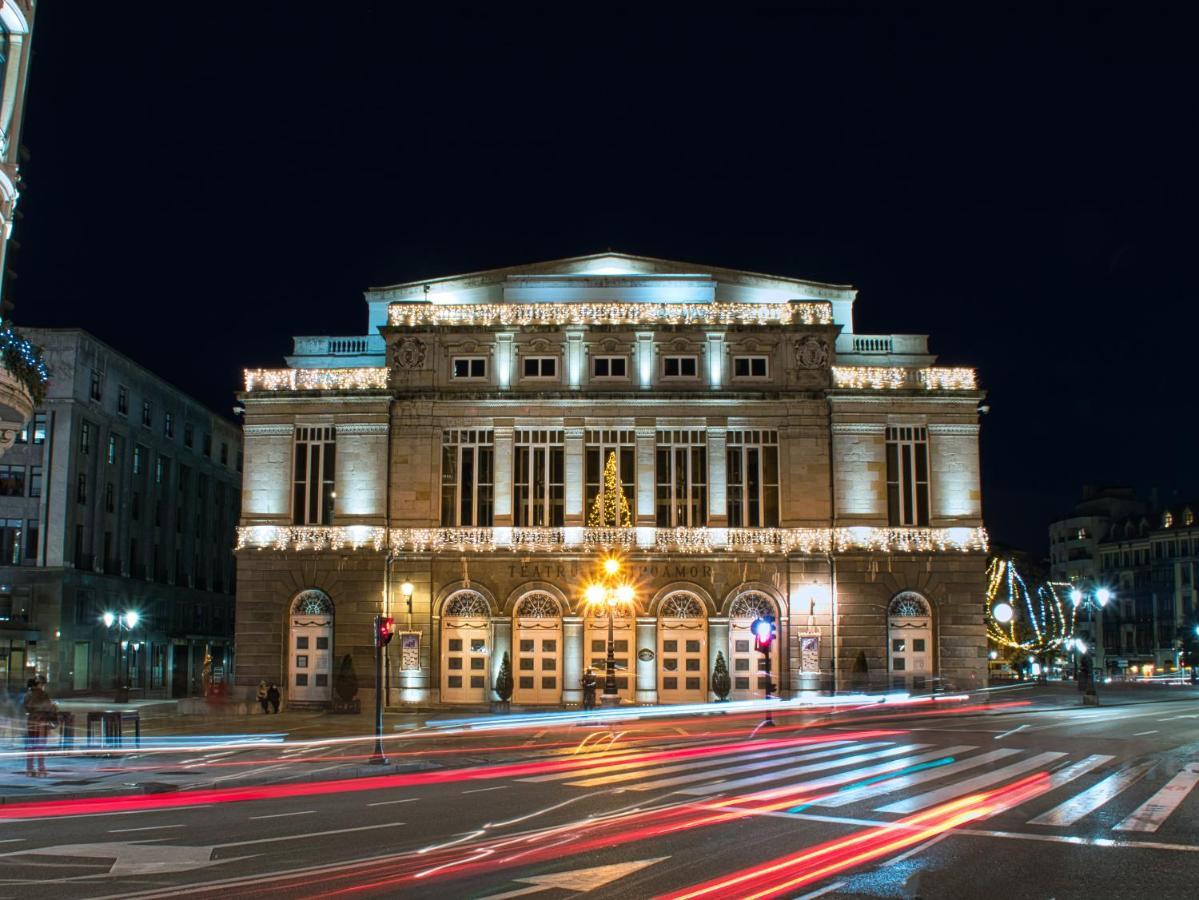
387 301 833 327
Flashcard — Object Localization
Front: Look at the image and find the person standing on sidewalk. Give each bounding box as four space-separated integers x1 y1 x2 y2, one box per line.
23 678 56 777
266 682 281 714
256 680 270 714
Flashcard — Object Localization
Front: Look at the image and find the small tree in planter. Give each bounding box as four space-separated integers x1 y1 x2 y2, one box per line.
492 651 514 712
851 649 869 692
333 654 360 713
711 651 732 702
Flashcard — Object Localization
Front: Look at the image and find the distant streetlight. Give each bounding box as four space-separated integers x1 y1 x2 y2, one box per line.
1071 586 1114 704
101 609 142 703
583 557 636 707
992 602 1013 624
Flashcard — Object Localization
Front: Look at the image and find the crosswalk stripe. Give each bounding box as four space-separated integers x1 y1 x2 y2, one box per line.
681 744 963 798
566 740 884 788
1114 764 1199 833
515 739 766 783
877 751 1066 814
812 748 1024 808
1027 761 1153 827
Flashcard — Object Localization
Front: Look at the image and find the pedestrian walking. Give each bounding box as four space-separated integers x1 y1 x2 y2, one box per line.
581 668 598 710
256 680 270 714
23 678 56 777
267 682 281 714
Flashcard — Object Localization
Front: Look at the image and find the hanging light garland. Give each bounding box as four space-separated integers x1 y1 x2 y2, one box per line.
0 325 49 403
985 557 1076 653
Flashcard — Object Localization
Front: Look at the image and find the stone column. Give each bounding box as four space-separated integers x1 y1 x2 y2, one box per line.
706 420 727 527
493 420 514 526
708 616 729 702
562 616 583 705
635 617 658 704
491 616 512 703
635 422 656 527
564 423 585 526
706 332 725 388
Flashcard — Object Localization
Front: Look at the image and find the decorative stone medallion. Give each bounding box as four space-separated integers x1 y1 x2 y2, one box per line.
794 336 830 370
394 336 427 370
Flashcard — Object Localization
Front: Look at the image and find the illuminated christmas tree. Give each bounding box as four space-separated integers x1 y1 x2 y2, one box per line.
587 451 632 528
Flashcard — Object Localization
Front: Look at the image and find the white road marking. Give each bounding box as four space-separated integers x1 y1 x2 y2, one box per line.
1132 731 1159 737
877 752 1067 814
1114 764 1199 833
248 810 316 820
367 798 419 807
796 881 848 899
815 748 1023 808
107 824 187 834
462 785 508 794
994 724 1028 740
1028 761 1154 826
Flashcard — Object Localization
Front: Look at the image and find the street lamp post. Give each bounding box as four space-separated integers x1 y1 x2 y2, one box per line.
102 610 140 703
1071 587 1111 704
584 557 635 709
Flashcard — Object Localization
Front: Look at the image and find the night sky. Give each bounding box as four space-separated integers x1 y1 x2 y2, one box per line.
10 3 1197 553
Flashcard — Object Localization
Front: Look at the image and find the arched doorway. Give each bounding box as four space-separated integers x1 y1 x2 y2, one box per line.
289 590 333 704
513 592 563 705
657 591 707 703
728 591 780 701
441 591 492 704
888 592 933 690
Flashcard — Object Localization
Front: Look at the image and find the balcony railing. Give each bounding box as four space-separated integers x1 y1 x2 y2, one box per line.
387 300 834 328
236 525 989 554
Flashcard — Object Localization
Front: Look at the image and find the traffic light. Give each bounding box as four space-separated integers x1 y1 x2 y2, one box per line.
751 615 776 653
375 615 395 648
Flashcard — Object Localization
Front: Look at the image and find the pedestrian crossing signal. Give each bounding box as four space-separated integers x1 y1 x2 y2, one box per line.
375 615 395 648
752 615 776 653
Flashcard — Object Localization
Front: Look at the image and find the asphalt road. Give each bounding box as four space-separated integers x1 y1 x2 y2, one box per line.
2 690 1199 899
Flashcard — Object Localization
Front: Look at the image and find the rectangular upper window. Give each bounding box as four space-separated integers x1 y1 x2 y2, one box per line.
733 356 769 378
592 356 628 379
452 358 487 380
662 356 698 378
141 400 153 428
89 368 103 402
522 357 558 379
117 386 129 416
164 412 174 439
886 425 930 527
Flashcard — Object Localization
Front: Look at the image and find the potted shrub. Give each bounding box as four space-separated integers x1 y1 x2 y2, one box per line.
332 654 360 713
851 649 869 692
711 651 732 702
492 651 513 712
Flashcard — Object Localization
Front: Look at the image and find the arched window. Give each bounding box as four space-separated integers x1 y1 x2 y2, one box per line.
292 589 333 615
888 592 930 618
729 591 776 620
515 592 560 618
660 592 705 618
444 591 491 618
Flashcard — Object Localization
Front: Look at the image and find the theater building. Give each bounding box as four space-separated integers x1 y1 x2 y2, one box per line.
234 254 988 707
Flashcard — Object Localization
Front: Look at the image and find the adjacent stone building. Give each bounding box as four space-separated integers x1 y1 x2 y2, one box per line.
235 254 989 707
0 330 241 697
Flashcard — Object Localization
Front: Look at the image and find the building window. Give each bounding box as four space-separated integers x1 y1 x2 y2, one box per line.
886 426 930 527
80 421 92 454
155 455 168 485
202 432 212 457
585 430 636 521
220 442 228 466
0 519 22 565
452 357 487 380
107 435 118 465
662 356 698 379
293 426 336 525
90 368 103 401
133 445 144 475
132 491 140 521
142 400 152 428
521 357 558 379
514 429 564 527
184 423 194 448
732 356 769 379
105 482 115 513
22 413 46 445
77 473 87 504
0 465 24 496
592 356 628 379
164 413 174 439
25 520 38 562
656 429 707 527
727 430 780 527
440 429 494 527
117 385 129 415
28 466 41 498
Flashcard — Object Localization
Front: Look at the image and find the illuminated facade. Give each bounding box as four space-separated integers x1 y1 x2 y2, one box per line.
235 254 989 707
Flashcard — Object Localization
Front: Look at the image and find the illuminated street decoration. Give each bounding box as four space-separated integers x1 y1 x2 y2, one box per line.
236 524 989 554
387 300 833 327
831 366 978 391
985 557 1075 653
243 367 389 392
